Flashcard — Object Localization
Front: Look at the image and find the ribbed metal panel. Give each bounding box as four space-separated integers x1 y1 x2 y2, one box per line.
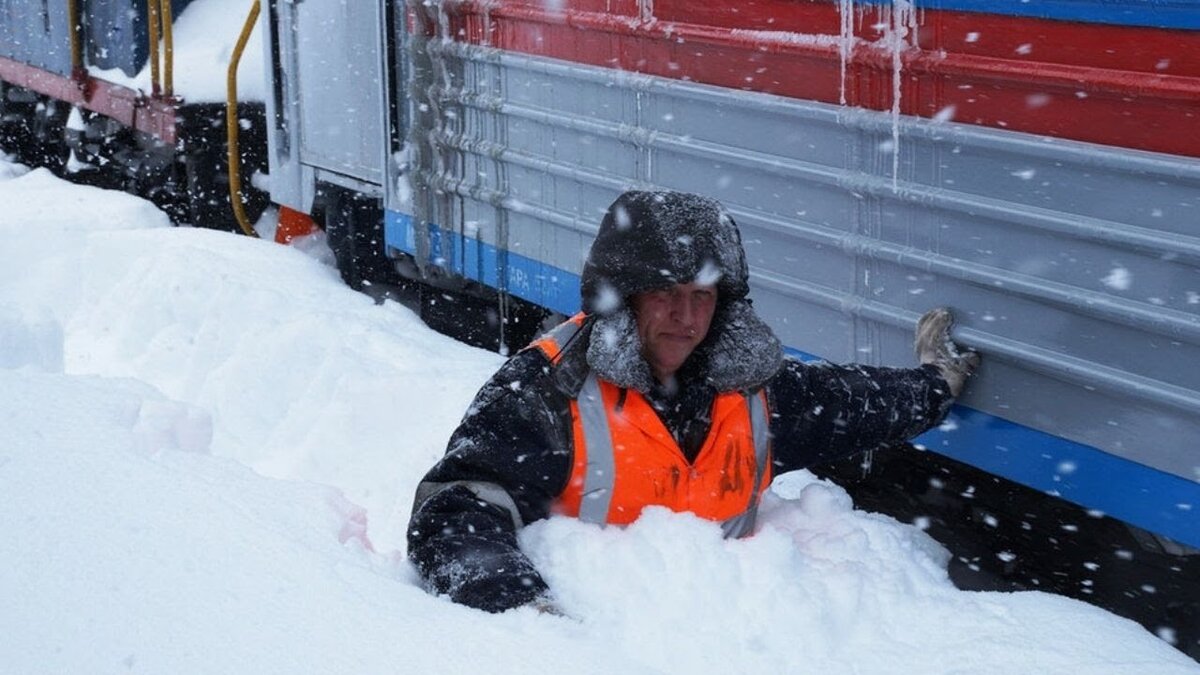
404 41 1200 484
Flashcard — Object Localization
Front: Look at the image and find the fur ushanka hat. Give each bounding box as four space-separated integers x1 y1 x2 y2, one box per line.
580 190 783 393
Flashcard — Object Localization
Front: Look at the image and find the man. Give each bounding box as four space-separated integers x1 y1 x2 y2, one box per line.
407 190 979 613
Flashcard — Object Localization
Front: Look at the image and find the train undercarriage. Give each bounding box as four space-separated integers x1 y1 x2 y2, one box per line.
0 81 268 233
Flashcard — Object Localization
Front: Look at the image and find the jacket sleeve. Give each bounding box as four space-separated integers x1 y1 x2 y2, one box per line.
766 358 954 473
406 349 574 612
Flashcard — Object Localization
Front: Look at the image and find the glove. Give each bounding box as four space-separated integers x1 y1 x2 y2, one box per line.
914 307 980 397
452 569 549 613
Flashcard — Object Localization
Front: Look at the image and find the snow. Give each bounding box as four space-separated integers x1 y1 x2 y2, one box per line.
1 155 1196 673
1103 266 1134 291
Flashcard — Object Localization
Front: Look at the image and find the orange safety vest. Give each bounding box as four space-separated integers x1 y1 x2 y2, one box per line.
531 314 773 538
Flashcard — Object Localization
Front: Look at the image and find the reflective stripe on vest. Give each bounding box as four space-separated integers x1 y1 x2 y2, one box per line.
570 373 772 539
576 372 617 523
721 390 770 538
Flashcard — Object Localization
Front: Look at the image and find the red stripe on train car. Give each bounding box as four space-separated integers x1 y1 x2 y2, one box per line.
653 0 1200 77
441 1 1200 158
0 56 178 145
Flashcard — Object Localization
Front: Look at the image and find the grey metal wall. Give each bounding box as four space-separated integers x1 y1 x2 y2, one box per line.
0 0 72 76
263 0 387 212
401 40 1200 485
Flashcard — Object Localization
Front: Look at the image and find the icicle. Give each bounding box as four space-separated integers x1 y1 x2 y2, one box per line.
881 0 917 192
838 0 854 106
639 0 654 24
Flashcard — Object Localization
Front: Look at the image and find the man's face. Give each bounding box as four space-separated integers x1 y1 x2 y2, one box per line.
631 282 718 383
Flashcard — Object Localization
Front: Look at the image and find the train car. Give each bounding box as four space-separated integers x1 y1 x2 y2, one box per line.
260 0 1199 652
0 0 267 230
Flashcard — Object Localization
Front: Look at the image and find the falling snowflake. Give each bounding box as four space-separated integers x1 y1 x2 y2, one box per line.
1101 267 1132 291
933 105 957 123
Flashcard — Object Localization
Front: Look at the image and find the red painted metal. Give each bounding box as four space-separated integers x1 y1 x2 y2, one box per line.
652 0 1200 77
443 1 1200 158
0 55 178 145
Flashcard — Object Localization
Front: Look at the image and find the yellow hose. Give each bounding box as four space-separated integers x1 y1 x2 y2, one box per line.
147 0 162 97
162 0 175 97
226 0 261 237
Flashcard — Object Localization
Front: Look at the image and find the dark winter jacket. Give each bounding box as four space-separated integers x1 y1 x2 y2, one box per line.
406 190 955 612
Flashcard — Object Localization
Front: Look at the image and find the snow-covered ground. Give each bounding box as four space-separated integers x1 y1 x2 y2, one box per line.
1 155 1195 674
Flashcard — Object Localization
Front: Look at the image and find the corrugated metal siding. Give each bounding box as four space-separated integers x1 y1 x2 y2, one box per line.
404 42 1200 484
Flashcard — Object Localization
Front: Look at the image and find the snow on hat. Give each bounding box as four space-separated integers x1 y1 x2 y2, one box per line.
581 190 783 392
580 190 750 315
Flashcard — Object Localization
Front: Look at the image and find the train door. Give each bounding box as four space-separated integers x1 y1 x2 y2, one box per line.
263 0 388 212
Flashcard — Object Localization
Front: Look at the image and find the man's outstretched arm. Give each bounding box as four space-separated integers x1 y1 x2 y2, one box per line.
767 307 978 472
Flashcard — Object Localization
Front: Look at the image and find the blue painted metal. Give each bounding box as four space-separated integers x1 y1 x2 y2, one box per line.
858 0 1200 30
386 207 1200 548
0 0 199 79
916 405 1200 549
0 0 73 76
387 211 581 316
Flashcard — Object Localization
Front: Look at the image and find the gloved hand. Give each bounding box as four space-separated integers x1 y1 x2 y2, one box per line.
914 307 980 397
452 569 549 613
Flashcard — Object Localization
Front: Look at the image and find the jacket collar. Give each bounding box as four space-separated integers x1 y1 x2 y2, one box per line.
585 299 783 395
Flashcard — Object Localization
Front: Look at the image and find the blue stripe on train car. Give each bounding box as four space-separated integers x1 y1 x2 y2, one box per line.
385 209 1200 548
862 0 1200 30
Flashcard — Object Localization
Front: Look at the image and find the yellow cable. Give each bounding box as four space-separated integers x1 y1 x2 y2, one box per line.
226 0 261 237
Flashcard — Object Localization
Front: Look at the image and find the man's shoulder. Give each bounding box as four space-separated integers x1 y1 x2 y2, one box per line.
469 340 586 411
515 319 593 399
489 347 556 390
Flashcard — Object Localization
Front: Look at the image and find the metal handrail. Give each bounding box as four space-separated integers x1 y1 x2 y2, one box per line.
144 0 177 98
147 0 161 97
226 0 261 237
67 0 83 78
162 0 175 97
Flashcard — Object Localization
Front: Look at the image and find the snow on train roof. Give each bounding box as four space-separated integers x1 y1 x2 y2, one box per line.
87 0 266 104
